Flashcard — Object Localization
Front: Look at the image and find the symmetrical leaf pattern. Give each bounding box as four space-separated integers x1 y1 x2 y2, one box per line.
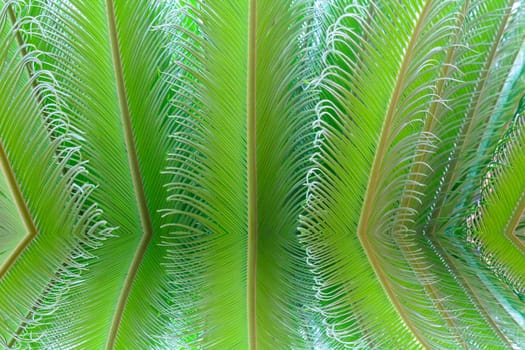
0 0 523 348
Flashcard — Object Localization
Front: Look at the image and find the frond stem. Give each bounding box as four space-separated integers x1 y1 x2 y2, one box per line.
5 264 65 348
399 0 469 215
356 1 434 347
0 140 37 280
247 0 258 348
419 2 521 343
426 0 515 230
105 1 153 348
393 2 470 346
428 239 516 347
0 3 41 281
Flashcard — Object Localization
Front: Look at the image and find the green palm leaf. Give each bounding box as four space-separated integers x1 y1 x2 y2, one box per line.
0 0 524 348
0 3 110 347
299 0 525 348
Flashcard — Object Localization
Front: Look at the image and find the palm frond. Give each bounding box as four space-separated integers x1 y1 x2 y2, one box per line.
1 0 524 348
161 1 250 348
386 0 525 346
1 0 179 347
299 0 525 348
254 0 336 348
300 0 465 347
0 2 109 346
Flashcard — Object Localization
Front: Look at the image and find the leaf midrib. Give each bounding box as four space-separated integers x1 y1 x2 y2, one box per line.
416 2 522 343
247 0 258 349
0 6 39 281
355 1 433 347
426 0 516 230
393 1 470 345
104 1 154 348
428 237 517 347
0 140 38 280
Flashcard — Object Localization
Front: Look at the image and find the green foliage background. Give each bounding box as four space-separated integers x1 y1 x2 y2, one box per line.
0 0 524 348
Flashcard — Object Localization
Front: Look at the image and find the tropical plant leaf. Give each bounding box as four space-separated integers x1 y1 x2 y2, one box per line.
161 0 250 348
1 0 177 347
0 2 109 346
299 0 525 348
0 0 524 348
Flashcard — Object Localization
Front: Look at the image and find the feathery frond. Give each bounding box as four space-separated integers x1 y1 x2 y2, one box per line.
0 0 524 348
